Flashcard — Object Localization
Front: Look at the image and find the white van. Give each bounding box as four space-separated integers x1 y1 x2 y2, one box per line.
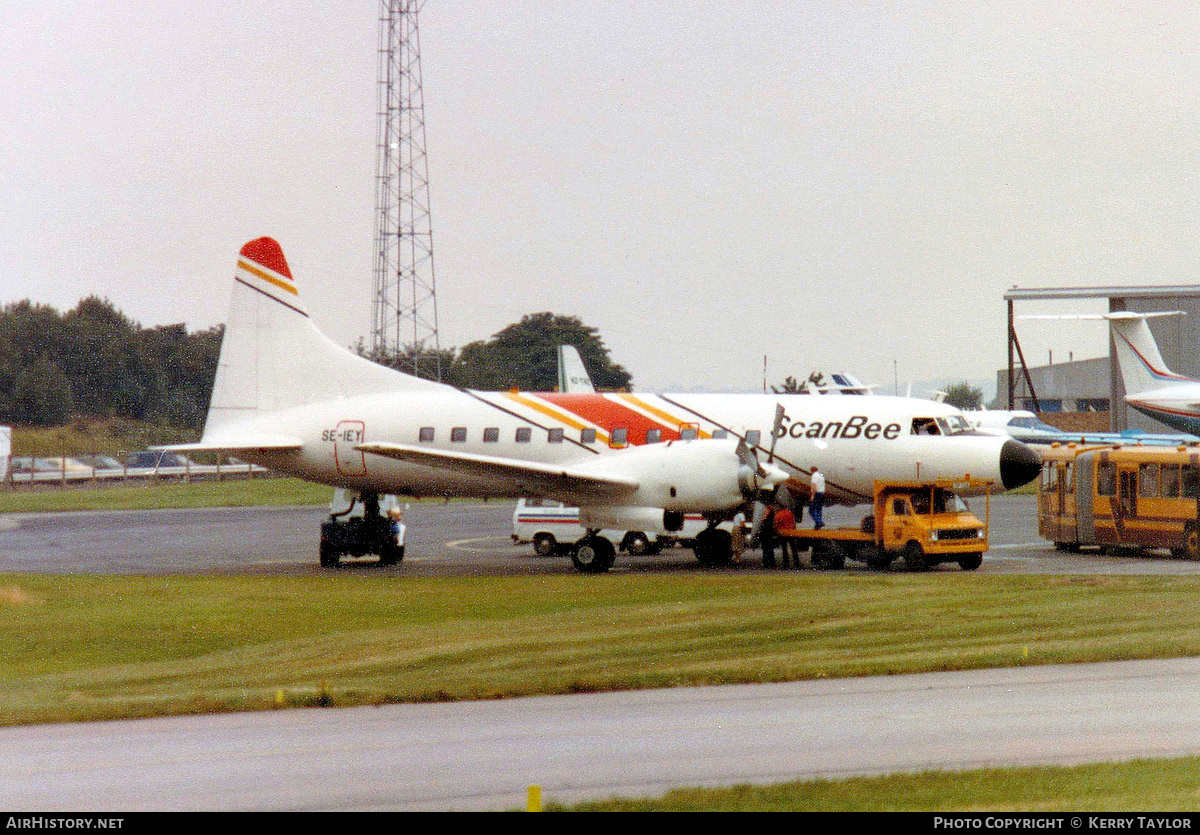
511 498 717 557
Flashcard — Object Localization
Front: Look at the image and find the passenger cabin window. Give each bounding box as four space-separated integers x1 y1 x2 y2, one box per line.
645 428 662 444
679 425 698 440
611 427 628 447
483 427 499 443
419 427 435 442
712 429 729 440
581 428 597 444
516 427 531 443
451 427 467 443
745 430 761 446
548 428 564 443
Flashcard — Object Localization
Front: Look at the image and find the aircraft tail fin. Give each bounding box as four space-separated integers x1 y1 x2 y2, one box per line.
1105 311 1190 395
201 238 443 445
557 345 595 393
1020 311 1191 396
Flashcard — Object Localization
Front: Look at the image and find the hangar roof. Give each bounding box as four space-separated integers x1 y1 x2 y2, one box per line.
1004 286 1200 301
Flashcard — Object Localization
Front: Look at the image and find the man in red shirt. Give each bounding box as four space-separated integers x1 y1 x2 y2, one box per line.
772 504 799 569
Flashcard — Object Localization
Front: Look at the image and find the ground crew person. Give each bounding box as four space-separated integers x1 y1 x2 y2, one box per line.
809 467 826 529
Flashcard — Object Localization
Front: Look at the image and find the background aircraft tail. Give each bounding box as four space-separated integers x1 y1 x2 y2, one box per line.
1106 311 1190 395
201 237 443 443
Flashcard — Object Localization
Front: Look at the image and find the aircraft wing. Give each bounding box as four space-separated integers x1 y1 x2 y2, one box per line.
356 441 640 498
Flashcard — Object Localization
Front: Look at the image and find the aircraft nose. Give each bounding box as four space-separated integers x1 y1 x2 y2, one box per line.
1000 439 1041 490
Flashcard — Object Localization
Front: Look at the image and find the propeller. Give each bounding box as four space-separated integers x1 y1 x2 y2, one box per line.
746 405 791 544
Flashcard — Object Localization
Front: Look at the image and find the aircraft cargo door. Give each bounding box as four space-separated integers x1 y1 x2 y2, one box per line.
334 420 367 477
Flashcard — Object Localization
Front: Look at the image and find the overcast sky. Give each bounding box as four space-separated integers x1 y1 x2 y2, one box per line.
5 2 1200 394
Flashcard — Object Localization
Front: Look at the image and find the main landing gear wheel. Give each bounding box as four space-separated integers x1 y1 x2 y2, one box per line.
319 540 340 568
693 527 733 568
572 535 616 574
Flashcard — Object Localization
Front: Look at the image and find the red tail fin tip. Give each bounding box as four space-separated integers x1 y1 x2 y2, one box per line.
239 237 293 279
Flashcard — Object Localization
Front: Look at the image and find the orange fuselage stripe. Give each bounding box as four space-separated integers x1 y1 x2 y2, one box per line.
238 259 299 296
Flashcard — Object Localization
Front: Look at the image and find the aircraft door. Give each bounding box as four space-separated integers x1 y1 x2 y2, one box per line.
334 420 367 477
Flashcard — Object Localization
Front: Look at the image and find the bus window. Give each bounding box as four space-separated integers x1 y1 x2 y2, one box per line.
1041 462 1057 492
1139 463 1159 498
1097 461 1117 496
1162 464 1181 498
1065 461 1074 491
1184 466 1200 498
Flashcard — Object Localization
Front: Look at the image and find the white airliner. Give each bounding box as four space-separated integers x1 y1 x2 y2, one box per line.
170 238 1041 570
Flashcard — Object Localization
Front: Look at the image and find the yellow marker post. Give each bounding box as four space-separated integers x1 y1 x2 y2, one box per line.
527 784 542 812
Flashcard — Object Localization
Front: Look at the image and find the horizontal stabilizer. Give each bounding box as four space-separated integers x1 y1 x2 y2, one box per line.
356 441 640 497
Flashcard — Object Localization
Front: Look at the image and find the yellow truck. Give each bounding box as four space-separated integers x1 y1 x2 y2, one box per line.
779 479 991 571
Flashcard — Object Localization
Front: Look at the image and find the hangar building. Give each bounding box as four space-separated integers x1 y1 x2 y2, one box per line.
1001 286 1200 434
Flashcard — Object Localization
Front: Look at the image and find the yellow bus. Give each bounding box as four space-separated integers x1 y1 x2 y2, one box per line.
1038 443 1200 559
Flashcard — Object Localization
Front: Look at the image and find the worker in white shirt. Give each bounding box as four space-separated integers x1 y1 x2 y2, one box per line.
809 467 826 529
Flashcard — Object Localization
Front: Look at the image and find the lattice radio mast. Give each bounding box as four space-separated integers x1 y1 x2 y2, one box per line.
372 0 441 379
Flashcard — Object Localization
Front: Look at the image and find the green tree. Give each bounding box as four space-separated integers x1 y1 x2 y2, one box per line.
448 312 632 391
943 381 984 411
11 355 73 425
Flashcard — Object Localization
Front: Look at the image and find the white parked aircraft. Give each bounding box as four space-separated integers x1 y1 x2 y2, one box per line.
1022 312 1200 439
169 238 1041 571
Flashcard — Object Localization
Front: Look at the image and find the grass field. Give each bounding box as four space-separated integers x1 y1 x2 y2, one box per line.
0 477 332 513
3 571 1200 728
550 757 1200 811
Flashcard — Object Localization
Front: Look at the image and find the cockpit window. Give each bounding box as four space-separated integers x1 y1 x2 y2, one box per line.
936 415 972 436
912 418 940 435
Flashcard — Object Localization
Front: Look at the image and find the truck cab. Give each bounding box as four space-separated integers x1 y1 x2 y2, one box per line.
872 481 988 570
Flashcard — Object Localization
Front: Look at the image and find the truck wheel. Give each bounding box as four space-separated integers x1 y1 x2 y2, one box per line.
572 536 615 574
812 541 846 570
623 532 652 556
319 540 340 568
380 544 404 566
865 552 893 571
902 541 928 571
958 552 983 571
533 533 557 557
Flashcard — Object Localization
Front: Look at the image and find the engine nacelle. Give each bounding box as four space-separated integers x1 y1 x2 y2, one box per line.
571 438 758 512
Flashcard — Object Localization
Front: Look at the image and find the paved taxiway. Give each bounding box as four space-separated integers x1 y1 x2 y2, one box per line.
3 494 1200 575
5 657 1200 810
4 493 1200 810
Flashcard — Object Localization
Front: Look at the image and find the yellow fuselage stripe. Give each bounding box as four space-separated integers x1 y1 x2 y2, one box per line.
504 392 611 443
616 393 712 439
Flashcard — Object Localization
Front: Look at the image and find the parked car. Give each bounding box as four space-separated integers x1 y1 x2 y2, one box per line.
124 451 195 469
